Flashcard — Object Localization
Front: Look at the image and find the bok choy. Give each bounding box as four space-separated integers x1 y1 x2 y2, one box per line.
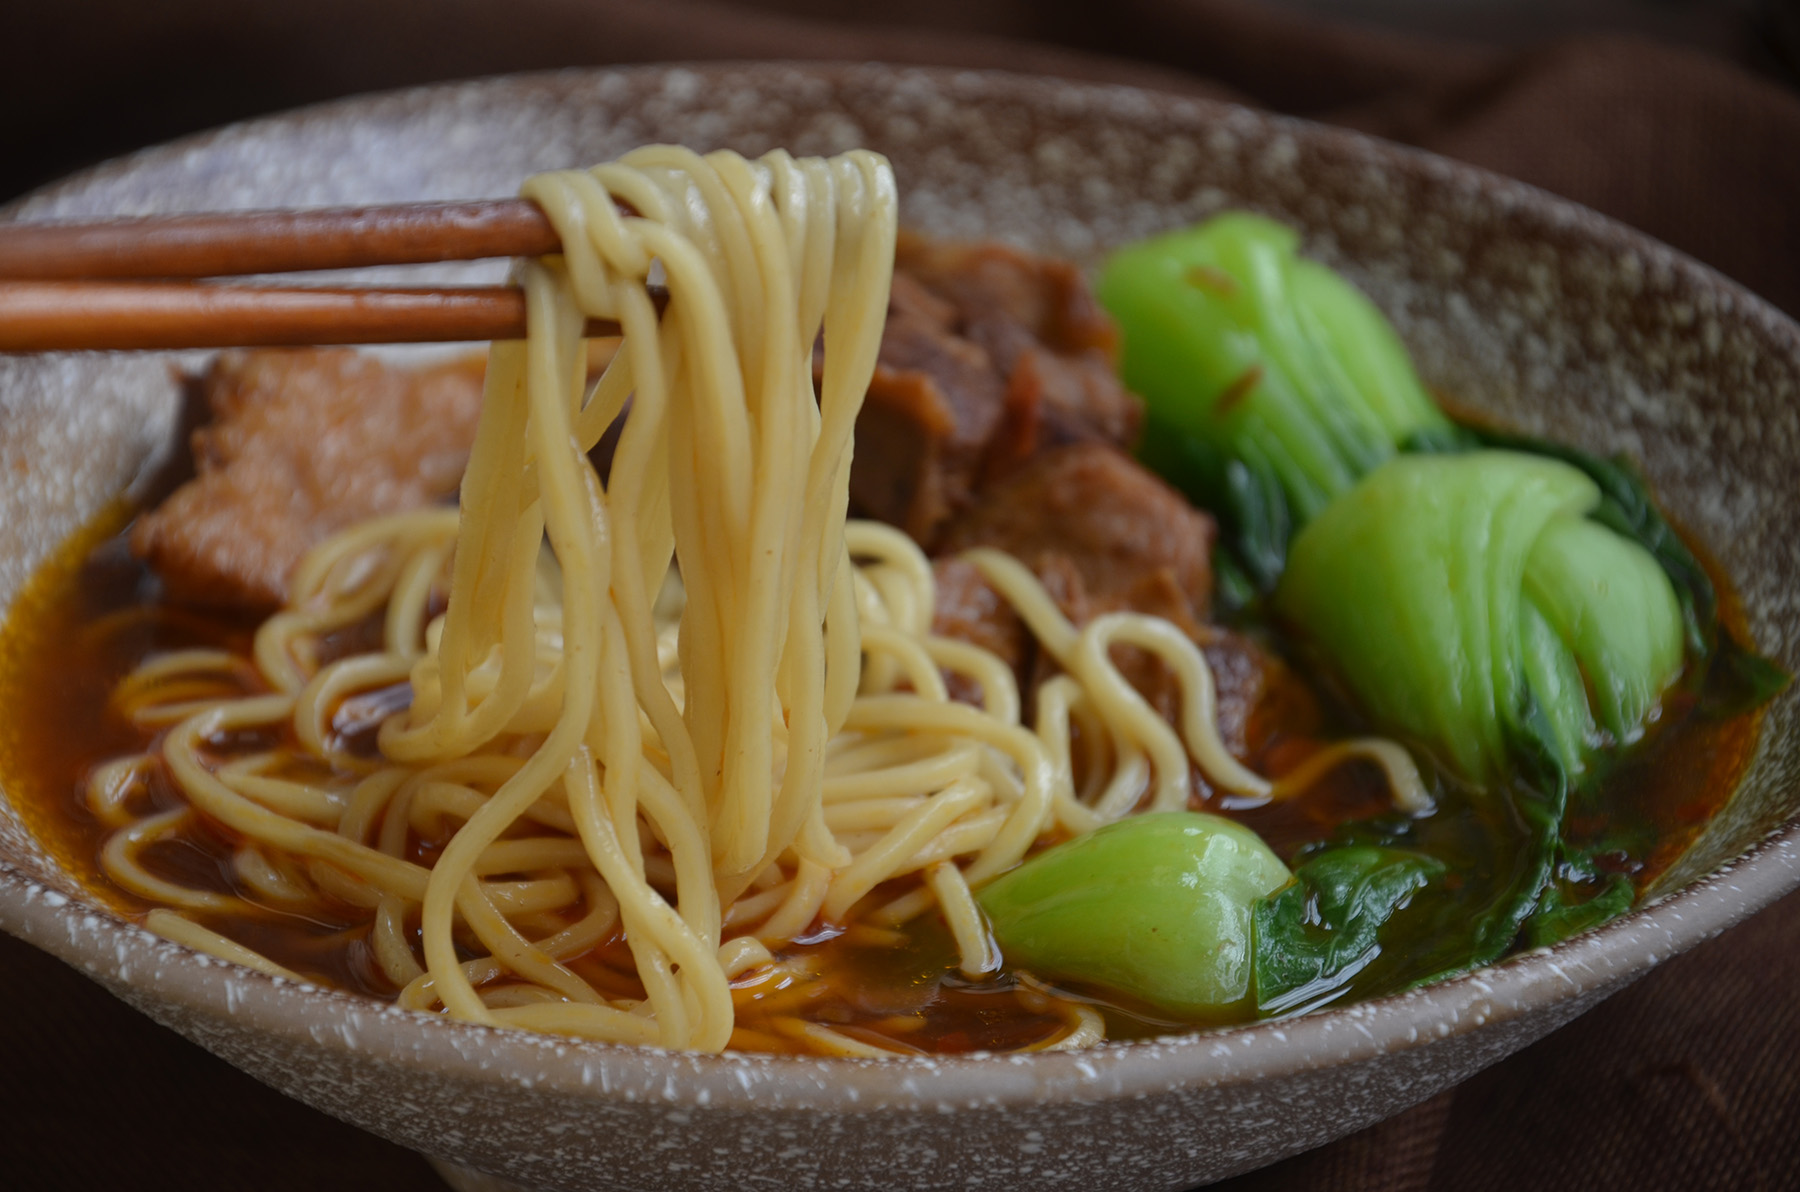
1275 450 1686 786
1098 211 1449 587
1084 211 1786 1003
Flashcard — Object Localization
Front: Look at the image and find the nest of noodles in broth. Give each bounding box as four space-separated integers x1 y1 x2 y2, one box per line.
85 147 1426 1056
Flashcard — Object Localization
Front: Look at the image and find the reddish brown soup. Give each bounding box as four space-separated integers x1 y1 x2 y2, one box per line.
0 496 1763 1054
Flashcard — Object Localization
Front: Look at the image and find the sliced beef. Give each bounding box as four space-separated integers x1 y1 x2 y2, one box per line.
928 553 1274 764
1033 560 1272 764
895 233 1139 449
850 272 1005 543
925 441 1276 763
930 557 1030 676
929 557 1031 707
847 234 1142 543
131 349 485 608
935 441 1215 627
1198 633 1281 766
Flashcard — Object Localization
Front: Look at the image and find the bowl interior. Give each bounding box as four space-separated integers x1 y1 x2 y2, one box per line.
1 60 1798 1135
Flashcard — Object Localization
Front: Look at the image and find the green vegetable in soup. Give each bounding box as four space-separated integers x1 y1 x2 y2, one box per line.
1252 845 1445 1015
977 813 1290 1017
1275 450 1686 786
1098 212 1449 586
1083 212 1789 996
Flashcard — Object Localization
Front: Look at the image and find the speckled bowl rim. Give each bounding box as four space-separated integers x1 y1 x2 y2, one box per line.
2 61 1798 1116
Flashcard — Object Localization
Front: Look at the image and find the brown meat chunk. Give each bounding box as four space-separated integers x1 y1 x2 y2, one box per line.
132 349 485 608
1199 631 1280 764
930 557 1029 675
928 545 1273 763
929 557 1030 707
926 441 1276 762
896 233 1139 450
847 234 1142 543
897 233 1116 361
1018 548 1265 758
850 271 1004 543
935 442 1215 627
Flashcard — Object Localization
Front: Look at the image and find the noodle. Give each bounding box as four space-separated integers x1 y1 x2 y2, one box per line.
89 146 1429 1055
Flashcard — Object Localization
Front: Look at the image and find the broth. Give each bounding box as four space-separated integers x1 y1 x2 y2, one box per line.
0 499 1763 1054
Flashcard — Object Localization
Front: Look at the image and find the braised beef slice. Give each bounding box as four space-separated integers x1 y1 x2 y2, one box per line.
850 271 999 542
848 234 1143 543
925 441 1270 760
1199 631 1277 764
131 349 486 608
935 441 1215 625
929 557 1031 707
896 233 1139 449
930 557 1029 674
928 555 1272 765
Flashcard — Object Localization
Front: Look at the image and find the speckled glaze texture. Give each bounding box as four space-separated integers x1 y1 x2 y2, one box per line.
2 65 1798 1192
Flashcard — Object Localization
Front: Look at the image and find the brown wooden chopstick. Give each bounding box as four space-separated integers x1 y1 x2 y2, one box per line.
0 198 684 350
0 199 564 280
0 281 625 351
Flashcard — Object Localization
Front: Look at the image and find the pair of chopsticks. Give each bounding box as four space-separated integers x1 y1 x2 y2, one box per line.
0 198 635 351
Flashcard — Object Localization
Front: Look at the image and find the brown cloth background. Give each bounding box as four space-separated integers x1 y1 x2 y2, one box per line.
3 1 1799 1188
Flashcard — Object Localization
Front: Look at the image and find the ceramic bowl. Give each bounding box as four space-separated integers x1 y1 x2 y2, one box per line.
2 63 1798 1192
